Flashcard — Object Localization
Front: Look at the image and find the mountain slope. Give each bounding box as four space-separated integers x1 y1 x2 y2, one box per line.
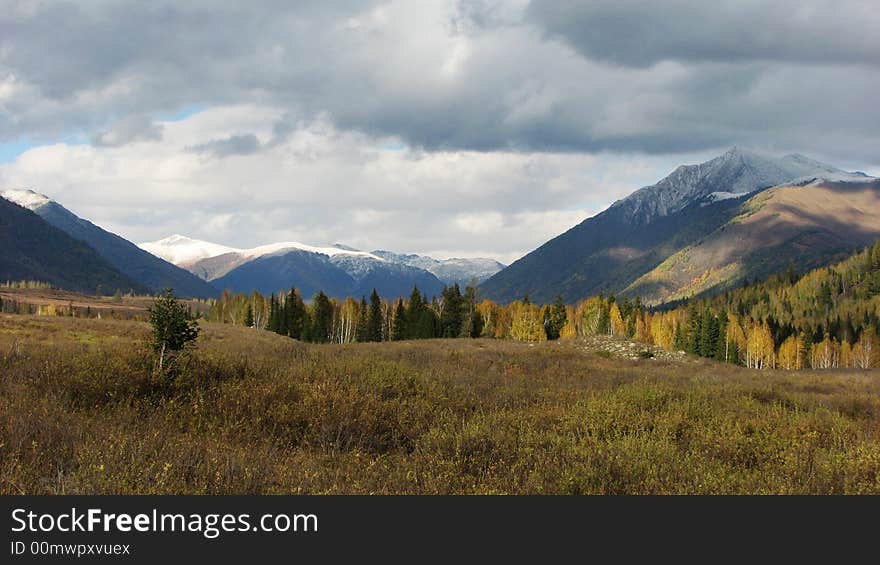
481 148 873 304
210 249 445 298
1 191 218 298
626 179 880 303
0 196 145 294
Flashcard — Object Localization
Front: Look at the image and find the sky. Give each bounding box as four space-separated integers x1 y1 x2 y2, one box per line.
1 0 878 264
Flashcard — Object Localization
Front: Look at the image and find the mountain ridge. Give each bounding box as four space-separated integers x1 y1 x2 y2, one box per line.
1 190 219 298
480 148 877 304
140 235 505 291
0 196 146 295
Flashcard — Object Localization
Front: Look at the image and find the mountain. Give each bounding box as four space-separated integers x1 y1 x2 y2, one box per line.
626 178 880 303
480 148 876 304
371 250 505 286
0 195 145 294
1 190 219 298
140 235 447 299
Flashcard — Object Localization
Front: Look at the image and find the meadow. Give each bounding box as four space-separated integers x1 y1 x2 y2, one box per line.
1 313 879 494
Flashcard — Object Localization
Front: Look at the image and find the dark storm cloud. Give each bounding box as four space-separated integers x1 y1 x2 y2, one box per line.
0 0 878 162
525 0 880 67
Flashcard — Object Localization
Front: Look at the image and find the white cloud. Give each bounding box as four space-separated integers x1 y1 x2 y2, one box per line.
1 1 878 262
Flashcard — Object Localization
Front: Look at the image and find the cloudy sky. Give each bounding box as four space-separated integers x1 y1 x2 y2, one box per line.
1 0 878 263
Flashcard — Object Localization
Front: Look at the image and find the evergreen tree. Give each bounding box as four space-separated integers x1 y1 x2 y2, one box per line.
405 287 423 339
439 284 463 338
310 291 333 343
283 288 307 339
147 288 200 377
244 303 254 328
267 294 279 333
367 289 383 342
698 308 718 357
356 297 369 342
392 299 407 341
544 294 567 340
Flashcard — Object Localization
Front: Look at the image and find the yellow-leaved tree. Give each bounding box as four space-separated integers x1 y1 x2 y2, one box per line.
509 301 547 343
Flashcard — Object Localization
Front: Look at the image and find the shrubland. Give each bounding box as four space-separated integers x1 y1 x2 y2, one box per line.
2 315 879 494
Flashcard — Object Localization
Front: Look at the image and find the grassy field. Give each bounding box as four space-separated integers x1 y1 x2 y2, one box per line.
0 287 209 318
1 313 879 494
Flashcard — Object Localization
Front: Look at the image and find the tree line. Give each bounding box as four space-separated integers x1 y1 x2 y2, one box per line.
205 284 569 344
205 240 880 370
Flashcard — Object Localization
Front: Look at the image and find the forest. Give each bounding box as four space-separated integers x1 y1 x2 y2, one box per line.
203 240 880 370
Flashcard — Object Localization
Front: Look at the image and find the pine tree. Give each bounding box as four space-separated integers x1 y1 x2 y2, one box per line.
356 297 369 342
439 284 463 338
392 299 407 341
310 291 333 343
267 294 279 333
405 287 423 339
282 288 307 339
148 288 200 378
367 289 384 342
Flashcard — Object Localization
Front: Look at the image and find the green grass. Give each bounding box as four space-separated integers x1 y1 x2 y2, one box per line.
1 314 879 494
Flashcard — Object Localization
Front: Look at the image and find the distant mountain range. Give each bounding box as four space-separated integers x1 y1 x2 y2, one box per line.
481 147 879 304
139 235 505 298
0 188 504 300
5 146 876 305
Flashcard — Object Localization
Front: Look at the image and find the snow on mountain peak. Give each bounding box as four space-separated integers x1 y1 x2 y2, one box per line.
615 148 860 223
139 235 384 266
1 188 53 211
139 235 238 265
243 242 384 262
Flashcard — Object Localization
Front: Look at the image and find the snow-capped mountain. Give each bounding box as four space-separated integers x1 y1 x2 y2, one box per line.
614 147 863 224
372 250 505 286
481 147 876 304
140 235 504 296
1 190 218 298
139 235 382 268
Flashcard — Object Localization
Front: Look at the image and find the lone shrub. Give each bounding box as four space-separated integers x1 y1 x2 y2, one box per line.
148 288 200 379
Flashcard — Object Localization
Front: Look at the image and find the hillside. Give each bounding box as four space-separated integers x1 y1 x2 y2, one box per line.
627 179 880 303
665 234 880 369
480 148 873 304
1 191 218 298
0 196 146 294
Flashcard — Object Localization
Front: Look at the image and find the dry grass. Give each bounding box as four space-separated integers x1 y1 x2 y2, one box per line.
0 287 209 318
1 314 879 494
